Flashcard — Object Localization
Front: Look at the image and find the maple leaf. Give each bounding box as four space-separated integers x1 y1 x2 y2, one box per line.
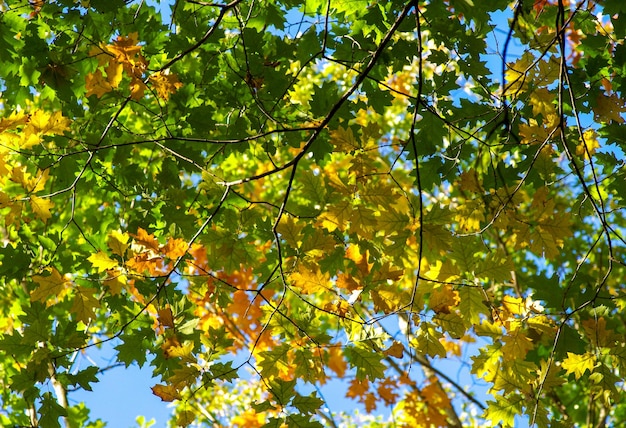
105 60 124 88
151 384 181 402
85 69 113 98
345 344 386 381
103 270 126 295
346 378 369 399
484 395 523 428
30 195 54 222
290 264 331 294
413 323 446 358
71 286 99 324
88 251 118 273
345 244 372 276
149 71 183 101
429 285 459 314
330 125 359 152
562 352 597 380
276 215 304 248
132 227 161 252
162 237 188 260
594 93 626 124
383 341 404 358
29 110 70 135
377 378 399 405
458 286 489 326
502 330 534 359
327 347 347 377
158 307 175 328
31 267 70 303
107 230 129 258
576 129 600 160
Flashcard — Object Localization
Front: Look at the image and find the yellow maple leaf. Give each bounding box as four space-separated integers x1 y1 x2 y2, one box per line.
576 129 600 160
502 330 534 359
529 88 556 117
149 71 183 101
290 264 331 294
104 269 126 295
345 244 372 276
71 286 99 323
0 110 29 133
561 352 596 380
318 199 352 232
105 60 124 89
430 285 459 314
30 195 54 222
501 295 526 316
130 79 147 100
85 69 113 98
31 267 70 302
107 230 129 258
29 110 70 135
88 250 118 273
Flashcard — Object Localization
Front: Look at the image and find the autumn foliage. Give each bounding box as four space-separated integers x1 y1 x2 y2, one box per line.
0 0 625 427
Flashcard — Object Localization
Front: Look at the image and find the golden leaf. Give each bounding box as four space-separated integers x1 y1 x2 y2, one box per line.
290 264 331 294
104 270 126 295
31 267 70 303
71 286 99 324
30 195 54 222
107 230 129 258
29 110 70 135
88 251 118 273
561 352 597 380
151 384 181 402
149 71 183 101
85 69 113 98
158 306 175 328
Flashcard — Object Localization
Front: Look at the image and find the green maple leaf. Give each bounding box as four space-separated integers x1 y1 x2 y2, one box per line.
291 392 324 414
38 392 68 428
484 395 524 428
344 344 386 381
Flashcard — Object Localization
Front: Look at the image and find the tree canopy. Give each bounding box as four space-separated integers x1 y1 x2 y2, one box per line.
0 0 625 426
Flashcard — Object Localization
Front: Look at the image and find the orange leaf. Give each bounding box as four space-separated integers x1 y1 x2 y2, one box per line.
162 237 188 260
383 341 404 359
327 347 347 377
132 227 161 252
149 71 183 101
85 69 113 98
346 378 369 399
151 384 180 402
